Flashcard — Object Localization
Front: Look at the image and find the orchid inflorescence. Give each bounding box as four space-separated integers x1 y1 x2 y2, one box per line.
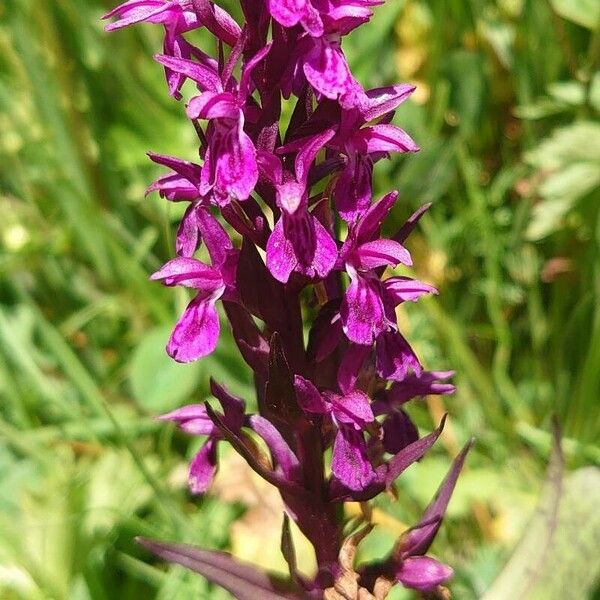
105 1 471 597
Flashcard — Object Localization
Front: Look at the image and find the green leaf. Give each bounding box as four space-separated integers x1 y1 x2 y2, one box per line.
525 121 600 169
482 465 600 599
550 0 600 30
128 327 203 412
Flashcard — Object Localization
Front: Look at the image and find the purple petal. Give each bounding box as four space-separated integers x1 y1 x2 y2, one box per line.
385 371 455 408
266 218 296 283
266 212 337 283
383 277 437 305
300 2 324 37
340 273 385 345
189 437 219 494
195 208 232 267
376 331 422 381
294 128 336 186
147 152 202 185
276 181 305 215
214 119 259 201
191 0 242 47
176 205 201 257
334 154 373 223
323 4 372 36
331 428 376 492
256 150 283 185
146 173 199 202
151 257 223 290
353 239 412 270
293 375 329 414
167 296 221 362
303 39 361 104
159 404 214 436
186 92 239 120
103 0 198 32
308 216 338 278
330 390 374 427
396 556 453 592
155 55 222 93
239 43 272 97
268 0 306 28
351 124 419 154
359 84 416 122
382 409 419 455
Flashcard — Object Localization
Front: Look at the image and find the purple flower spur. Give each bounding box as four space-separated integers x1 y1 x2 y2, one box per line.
105 1 471 597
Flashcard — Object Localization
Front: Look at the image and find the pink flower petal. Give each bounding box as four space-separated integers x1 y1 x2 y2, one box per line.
167 296 221 362
340 273 385 345
189 438 218 494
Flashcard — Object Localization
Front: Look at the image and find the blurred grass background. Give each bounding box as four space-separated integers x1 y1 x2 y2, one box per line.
1 0 599 598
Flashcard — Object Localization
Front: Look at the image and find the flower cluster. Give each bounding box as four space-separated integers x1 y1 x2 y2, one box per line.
105 1 470 597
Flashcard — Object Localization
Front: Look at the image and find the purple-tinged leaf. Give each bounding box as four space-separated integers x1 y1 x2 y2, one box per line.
392 202 432 244
223 301 269 379
280 514 299 579
306 299 343 363
337 343 369 394
204 403 307 498
248 414 301 481
137 538 303 600
236 239 287 328
265 333 303 425
399 438 474 557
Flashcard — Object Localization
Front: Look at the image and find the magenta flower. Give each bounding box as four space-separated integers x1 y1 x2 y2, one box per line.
266 181 338 283
265 129 338 283
332 85 419 220
103 0 240 97
155 46 271 204
150 210 236 362
338 191 413 345
106 0 470 595
159 380 246 492
294 375 376 490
